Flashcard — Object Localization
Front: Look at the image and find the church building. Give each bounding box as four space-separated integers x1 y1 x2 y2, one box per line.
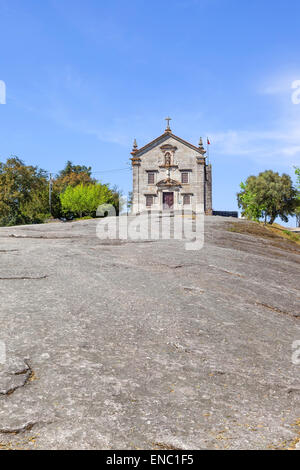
130 118 212 214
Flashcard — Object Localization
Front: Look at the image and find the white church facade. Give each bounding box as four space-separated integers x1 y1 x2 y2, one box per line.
130 118 212 215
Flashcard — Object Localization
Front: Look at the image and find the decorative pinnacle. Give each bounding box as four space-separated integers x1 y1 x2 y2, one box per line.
198 137 206 155
130 139 139 158
165 116 172 132
131 138 138 154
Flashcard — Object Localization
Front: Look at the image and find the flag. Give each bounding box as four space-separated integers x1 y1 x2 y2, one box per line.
207 138 211 145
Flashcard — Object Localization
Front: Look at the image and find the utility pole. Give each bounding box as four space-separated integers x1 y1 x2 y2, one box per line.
49 173 53 217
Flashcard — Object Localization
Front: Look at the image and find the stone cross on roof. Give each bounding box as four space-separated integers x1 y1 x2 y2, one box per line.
165 116 172 132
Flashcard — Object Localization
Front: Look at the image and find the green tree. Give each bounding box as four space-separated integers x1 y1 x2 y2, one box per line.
109 185 124 215
0 157 49 226
59 161 92 177
60 183 115 218
54 161 95 193
237 170 297 224
54 161 96 192
49 161 96 218
296 167 300 186
237 182 265 222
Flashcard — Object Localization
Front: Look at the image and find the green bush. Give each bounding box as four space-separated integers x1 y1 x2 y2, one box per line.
60 183 117 219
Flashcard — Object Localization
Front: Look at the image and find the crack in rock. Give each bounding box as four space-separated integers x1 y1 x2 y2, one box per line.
0 275 48 280
0 358 33 396
152 442 182 450
255 302 300 319
157 263 199 271
8 234 81 239
208 264 244 277
287 387 300 395
0 422 37 435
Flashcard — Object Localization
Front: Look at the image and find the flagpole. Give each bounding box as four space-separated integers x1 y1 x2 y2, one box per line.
207 138 210 165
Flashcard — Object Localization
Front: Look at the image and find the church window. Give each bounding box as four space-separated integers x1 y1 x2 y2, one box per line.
148 172 155 184
146 195 154 207
183 194 191 205
181 172 189 184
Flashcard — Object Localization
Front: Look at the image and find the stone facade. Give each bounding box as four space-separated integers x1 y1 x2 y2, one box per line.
130 126 212 214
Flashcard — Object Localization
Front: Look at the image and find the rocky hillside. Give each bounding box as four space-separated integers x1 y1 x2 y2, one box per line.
0 216 299 449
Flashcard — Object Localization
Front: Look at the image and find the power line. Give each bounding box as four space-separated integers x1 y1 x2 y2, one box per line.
92 167 131 174
48 167 131 175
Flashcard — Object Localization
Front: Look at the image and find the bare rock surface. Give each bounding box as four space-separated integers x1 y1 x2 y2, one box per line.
0 357 31 396
0 216 299 449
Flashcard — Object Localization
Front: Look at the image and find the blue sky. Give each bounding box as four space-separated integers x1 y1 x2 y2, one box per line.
0 0 300 223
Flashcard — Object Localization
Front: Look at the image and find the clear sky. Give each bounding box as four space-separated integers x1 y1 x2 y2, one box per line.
0 0 300 224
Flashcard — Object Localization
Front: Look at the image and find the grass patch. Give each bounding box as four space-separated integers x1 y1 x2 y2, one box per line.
73 216 94 221
268 223 300 245
228 220 300 247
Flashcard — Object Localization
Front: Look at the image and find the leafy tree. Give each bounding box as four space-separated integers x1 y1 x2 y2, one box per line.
237 182 265 222
54 161 95 193
48 161 96 218
60 183 116 218
0 157 49 226
48 184 62 219
20 187 50 222
109 185 124 215
296 167 300 186
238 170 297 224
58 160 92 177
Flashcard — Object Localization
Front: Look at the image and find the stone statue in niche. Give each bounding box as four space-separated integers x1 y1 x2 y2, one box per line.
164 152 171 166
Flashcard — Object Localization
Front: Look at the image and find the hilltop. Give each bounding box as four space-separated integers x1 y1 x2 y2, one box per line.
0 216 299 450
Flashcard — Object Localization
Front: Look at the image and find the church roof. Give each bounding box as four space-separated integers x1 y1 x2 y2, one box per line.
133 131 203 157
